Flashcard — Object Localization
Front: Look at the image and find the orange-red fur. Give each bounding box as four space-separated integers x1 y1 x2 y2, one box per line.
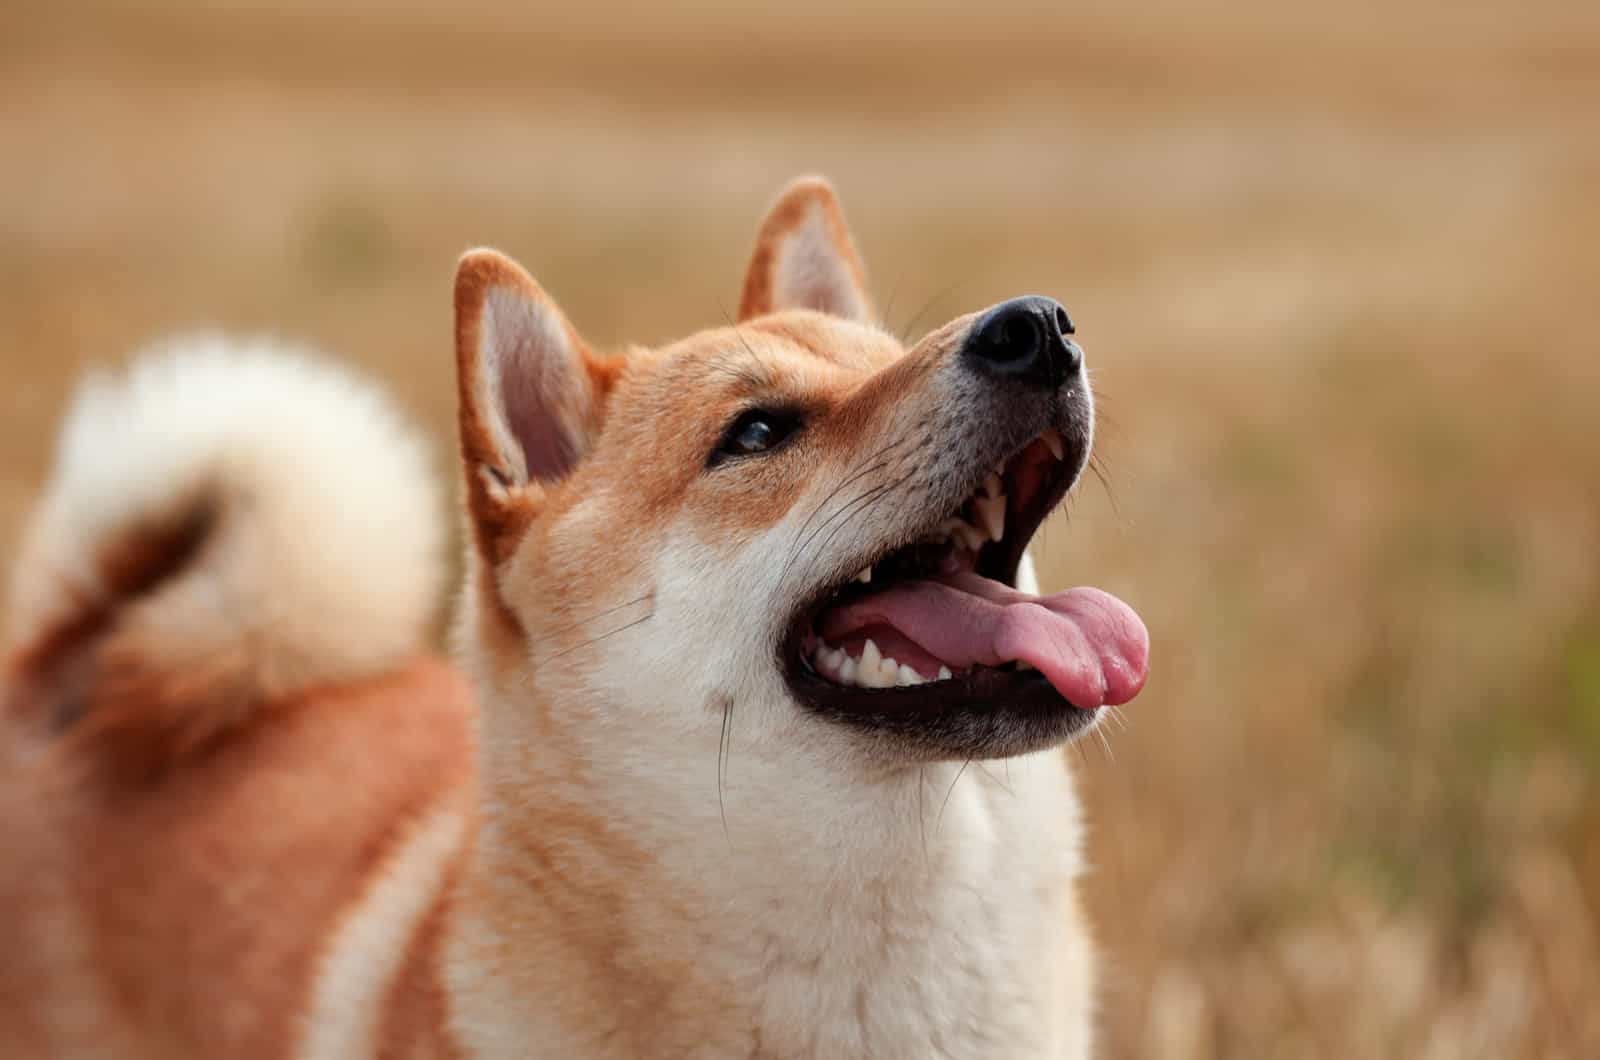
0 659 473 1058
3 177 1099 1058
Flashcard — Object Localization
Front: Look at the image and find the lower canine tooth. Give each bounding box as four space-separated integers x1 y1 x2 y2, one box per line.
1040 429 1065 460
855 567 872 584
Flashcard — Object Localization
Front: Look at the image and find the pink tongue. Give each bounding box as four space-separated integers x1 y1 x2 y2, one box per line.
816 571 1149 709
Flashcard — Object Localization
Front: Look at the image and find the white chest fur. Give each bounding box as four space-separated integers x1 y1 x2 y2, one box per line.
723 751 1093 1060
447 747 1094 1060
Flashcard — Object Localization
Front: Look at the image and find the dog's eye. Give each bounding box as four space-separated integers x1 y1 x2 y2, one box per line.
710 409 801 466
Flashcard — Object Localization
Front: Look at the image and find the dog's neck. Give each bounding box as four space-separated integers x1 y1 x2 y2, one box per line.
439 669 1095 1058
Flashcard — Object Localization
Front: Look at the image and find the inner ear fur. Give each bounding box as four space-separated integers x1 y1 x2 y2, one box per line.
453 248 618 565
738 176 874 324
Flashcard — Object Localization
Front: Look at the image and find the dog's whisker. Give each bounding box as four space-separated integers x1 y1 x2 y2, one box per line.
717 695 733 844
878 268 906 339
783 458 897 573
916 765 929 865
898 281 960 344
542 591 657 638
1086 452 1121 521
782 470 908 590
782 433 916 570
791 471 918 589
936 758 973 833
1093 723 1117 765
704 357 770 391
545 610 656 660
974 762 1015 798
710 312 778 392
786 433 928 586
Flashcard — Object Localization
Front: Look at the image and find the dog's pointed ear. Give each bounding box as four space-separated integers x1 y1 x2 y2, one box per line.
454 248 616 563
737 176 873 323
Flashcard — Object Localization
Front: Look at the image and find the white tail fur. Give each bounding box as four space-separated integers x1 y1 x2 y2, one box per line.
3 336 444 770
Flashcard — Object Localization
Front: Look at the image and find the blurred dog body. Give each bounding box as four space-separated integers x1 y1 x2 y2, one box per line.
0 179 1139 1058
0 338 472 1057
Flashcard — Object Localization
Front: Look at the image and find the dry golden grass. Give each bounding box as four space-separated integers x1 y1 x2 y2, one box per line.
4 1 1598 1055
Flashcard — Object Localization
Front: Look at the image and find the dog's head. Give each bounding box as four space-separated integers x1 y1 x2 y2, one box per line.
452 177 1147 768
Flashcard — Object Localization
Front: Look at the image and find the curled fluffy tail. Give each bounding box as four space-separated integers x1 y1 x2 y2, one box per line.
3 336 444 773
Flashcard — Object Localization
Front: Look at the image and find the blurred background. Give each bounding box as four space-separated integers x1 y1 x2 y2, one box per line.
3 1 1597 1055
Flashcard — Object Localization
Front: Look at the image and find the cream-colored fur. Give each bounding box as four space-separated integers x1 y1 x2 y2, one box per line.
5 336 444 722
301 796 470 1060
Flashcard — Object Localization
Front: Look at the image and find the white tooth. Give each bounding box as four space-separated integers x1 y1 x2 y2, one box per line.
878 653 903 685
973 494 1006 543
839 655 858 684
983 471 1003 498
937 665 953 681
1016 659 1035 671
1040 429 1065 460
857 644 893 688
897 663 925 686
855 567 873 584
815 647 833 677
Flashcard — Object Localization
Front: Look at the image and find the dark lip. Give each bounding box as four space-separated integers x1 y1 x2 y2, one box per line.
784 665 1101 761
777 425 1095 760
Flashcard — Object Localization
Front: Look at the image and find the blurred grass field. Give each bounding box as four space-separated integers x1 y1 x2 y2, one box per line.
4 1 1599 1055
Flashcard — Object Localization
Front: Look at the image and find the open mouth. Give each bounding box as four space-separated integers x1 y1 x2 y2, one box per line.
783 428 1149 757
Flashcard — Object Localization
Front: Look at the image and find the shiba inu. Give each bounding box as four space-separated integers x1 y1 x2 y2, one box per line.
0 177 1148 1058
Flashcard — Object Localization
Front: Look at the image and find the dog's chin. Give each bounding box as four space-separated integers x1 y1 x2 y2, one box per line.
778 427 1127 763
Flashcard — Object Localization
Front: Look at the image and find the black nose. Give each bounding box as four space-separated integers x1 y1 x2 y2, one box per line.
962 296 1082 390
